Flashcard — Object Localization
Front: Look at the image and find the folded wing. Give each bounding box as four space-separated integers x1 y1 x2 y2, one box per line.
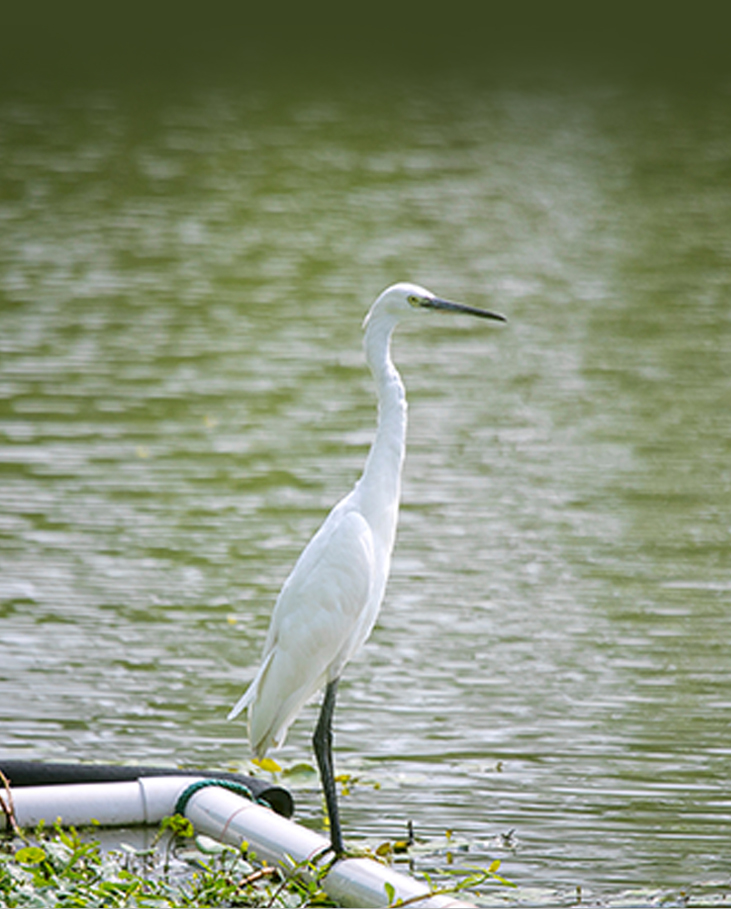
229 505 376 758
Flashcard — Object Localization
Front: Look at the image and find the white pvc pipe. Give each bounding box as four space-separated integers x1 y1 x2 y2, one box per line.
2 777 476 909
185 784 476 909
1 776 205 829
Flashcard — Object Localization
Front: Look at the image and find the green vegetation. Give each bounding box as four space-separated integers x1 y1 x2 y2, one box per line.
0 816 512 908
0 818 336 908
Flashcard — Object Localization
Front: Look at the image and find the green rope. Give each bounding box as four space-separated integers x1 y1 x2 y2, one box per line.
174 778 258 817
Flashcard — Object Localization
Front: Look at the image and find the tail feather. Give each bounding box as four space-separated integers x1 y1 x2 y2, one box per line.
228 650 274 722
227 686 253 722
229 648 328 759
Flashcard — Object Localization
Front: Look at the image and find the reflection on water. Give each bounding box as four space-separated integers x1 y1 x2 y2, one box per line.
1 76 730 905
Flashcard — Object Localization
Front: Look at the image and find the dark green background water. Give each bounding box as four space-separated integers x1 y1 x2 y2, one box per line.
1 50 730 906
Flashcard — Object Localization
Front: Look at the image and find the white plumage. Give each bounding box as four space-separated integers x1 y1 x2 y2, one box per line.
229 282 505 854
230 508 378 756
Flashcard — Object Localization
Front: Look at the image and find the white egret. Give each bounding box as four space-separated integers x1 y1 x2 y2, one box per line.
229 282 506 855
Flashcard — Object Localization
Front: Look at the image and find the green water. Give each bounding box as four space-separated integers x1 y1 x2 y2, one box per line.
1 74 730 905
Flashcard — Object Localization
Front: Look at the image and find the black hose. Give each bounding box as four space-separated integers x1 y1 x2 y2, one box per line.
0 759 293 818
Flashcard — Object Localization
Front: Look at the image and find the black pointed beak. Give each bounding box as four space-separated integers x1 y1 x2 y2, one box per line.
421 297 507 322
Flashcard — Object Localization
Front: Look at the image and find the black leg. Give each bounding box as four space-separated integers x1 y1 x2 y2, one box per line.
313 678 344 856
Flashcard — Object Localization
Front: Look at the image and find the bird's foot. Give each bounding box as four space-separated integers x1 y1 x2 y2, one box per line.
312 842 345 868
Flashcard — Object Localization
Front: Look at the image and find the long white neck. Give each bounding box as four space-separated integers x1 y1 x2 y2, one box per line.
354 313 407 550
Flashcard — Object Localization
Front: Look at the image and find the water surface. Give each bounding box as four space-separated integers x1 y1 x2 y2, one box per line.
1 75 730 905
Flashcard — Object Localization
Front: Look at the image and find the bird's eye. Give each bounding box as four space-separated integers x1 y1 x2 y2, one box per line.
407 295 421 307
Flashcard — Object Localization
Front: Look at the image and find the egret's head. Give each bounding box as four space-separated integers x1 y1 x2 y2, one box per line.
363 282 506 329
